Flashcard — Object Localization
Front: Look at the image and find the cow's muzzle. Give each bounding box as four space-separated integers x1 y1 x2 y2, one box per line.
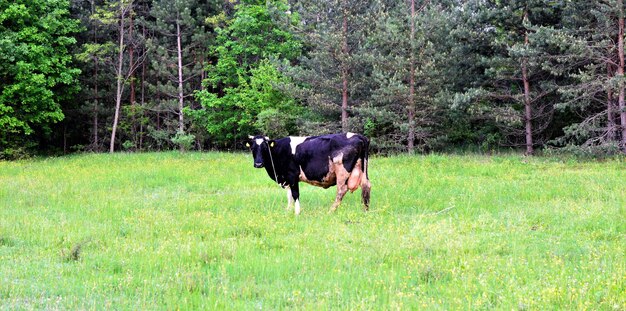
254 162 264 168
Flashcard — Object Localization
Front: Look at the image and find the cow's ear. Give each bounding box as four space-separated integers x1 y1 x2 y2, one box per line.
269 140 276 148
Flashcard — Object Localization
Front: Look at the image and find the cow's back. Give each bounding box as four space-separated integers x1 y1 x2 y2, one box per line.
294 133 368 182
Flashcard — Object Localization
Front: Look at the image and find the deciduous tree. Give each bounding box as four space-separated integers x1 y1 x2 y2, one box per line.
0 0 81 157
189 0 301 147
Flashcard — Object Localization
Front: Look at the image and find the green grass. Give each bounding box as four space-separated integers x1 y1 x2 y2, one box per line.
1 152 625 309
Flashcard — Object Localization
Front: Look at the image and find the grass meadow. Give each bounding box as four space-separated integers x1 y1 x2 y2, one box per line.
1 152 625 309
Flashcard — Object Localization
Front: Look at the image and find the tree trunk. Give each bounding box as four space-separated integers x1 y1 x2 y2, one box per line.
63 123 67 154
200 54 206 91
129 10 136 146
94 57 99 150
522 65 533 155
341 11 349 132
176 12 185 135
110 3 127 153
407 0 416 154
618 3 626 151
522 14 533 155
129 16 135 106
91 0 99 151
608 61 616 142
140 15 146 151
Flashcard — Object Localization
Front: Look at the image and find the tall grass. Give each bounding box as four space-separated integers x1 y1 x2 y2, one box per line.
1 152 625 309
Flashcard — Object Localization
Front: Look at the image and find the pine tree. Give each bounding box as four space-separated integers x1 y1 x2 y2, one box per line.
148 0 215 150
285 0 374 135
452 0 564 154
362 0 447 152
547 0 626 153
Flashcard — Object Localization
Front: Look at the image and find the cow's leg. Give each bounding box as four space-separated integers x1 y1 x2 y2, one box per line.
361 177 371 211
291 183 301 215
330 165 350 213
286 187 294 211
347 159 362 192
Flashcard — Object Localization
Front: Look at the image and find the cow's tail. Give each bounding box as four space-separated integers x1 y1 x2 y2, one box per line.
361 135 369 180
360 135 371 210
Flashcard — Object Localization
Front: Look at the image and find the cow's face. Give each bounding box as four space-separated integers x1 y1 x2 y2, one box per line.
247 135 271 168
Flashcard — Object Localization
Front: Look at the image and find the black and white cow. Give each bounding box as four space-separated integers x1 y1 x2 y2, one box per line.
246 133 371 215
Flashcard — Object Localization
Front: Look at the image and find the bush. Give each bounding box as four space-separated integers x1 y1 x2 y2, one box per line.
0 146 31 160
171 131 196 151
254 108 297 138
542 143 623 160
122 140 135 151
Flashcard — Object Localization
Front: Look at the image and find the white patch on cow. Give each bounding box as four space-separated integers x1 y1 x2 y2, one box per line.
332 152 343 164
289 136 307 155
286 188 294 210
294 199 301 215
255 138 264 145
346 132 356 139
298 166 307 181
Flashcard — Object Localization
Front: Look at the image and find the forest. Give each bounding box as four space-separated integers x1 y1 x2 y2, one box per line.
2 0 626 158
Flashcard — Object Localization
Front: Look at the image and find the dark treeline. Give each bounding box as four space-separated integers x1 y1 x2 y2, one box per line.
2 0 626 158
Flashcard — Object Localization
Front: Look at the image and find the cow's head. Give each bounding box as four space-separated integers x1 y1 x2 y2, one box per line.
246 135 275 168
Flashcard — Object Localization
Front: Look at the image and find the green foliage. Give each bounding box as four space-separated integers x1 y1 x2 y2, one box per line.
543 143 623 160
361 0 450 152
5 0 626 155
544 1 625 149
147 0 215 129
283 0 376 135
193 60 301 145
121 140 135 151
170 130 196 151
147 127 171 150
254 108 297 138
448 0 564 150
1 153 626 308
192 0 302 146
0 142 35 160
0 0 81 157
